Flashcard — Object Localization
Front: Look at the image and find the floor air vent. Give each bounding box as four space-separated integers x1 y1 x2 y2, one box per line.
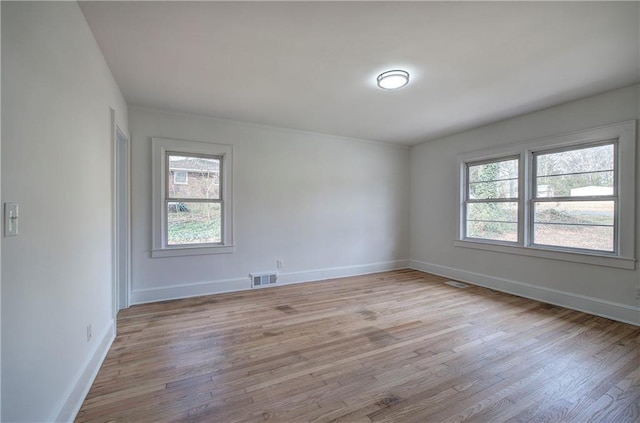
250 272 278 288
444 280 469 289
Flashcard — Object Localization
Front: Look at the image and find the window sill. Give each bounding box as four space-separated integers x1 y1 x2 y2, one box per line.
454 239 635 270
151 244 236 258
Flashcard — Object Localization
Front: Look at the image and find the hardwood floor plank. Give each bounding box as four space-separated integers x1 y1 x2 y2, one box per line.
75 270 640 422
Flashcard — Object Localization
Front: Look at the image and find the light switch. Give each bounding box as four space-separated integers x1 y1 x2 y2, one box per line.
5 203 19 237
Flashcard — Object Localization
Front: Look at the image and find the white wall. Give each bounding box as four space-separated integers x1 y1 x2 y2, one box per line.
129 107 410 303
410 85 640 324
1 3 127 422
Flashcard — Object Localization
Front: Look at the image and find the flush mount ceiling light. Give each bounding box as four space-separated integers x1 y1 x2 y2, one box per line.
377 69 410 90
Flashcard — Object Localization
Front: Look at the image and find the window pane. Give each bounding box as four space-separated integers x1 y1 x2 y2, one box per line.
536 143 614 177
536 171 613 198
466 201 518 242
467 221 517 242
168 154 220 199
534 224 614 252
533 200 614 252
469 158 518 183
167 202 221 245
469 180 518 199
534 201 614 226
467 202 518 222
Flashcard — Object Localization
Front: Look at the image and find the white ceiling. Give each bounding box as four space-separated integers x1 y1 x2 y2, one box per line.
80 1 640 145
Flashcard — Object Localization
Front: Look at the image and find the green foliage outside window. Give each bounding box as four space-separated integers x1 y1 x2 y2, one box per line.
467 160 518 240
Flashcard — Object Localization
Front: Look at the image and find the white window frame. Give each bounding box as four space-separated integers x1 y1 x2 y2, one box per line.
530 140 618 254
455 121 636 270
172 170 189 185
463 155 521 245
152 137 234 258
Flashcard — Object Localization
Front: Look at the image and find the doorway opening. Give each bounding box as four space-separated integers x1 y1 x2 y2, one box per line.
114 117 130 316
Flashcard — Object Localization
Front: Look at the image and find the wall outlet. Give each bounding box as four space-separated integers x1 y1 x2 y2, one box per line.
86 324 92 342
277 259 284 269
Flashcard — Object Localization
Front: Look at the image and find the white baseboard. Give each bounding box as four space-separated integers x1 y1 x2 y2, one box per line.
131 276 250 304
409 259 640 326
277 260 410 286
130 260 410 305
55 319 115 422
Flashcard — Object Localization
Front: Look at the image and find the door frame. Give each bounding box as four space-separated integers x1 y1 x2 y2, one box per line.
112 109 131 322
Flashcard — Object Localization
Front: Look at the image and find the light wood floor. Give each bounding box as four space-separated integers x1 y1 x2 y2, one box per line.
76 270 640 422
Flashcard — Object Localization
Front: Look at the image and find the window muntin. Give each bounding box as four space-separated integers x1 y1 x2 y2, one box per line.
464 157 519 243
531 142 617 253
165 152 223 246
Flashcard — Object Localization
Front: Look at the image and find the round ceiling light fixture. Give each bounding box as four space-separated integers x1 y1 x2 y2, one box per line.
377 69 410 90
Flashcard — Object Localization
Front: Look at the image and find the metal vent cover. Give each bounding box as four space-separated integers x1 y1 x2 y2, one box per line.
250 272 278 288
444 280 469 289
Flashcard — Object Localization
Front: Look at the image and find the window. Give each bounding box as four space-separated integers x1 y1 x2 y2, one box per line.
166 153 221 245
152 138 234 258
465 157 519 243
532 143 616 252
456 121 636 269
173 170 188 185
